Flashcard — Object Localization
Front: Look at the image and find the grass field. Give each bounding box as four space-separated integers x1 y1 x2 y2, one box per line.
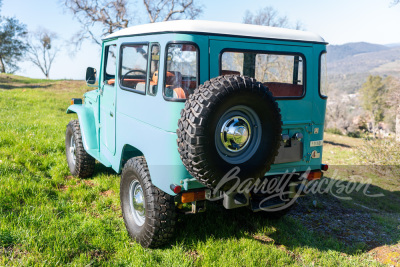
1 74 399 266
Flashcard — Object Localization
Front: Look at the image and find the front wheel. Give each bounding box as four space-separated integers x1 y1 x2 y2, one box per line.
65 120 95 178
120 156 176 248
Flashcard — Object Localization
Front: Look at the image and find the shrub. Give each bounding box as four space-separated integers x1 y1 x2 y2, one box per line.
358 138 400 165
325 128 343 135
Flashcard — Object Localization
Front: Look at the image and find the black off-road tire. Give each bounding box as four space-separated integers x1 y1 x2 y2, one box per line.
120 156 176 248
177 75 282 190
65 120 95 178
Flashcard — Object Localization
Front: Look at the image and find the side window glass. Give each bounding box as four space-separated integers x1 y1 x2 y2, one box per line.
104 44 117 86
119 44 148 93
221 51 305 98
164 43 198 100
148 44 160 96
320 52 328 98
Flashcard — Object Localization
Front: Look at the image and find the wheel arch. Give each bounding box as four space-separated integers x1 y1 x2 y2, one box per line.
118 144 144 172
66 104 98 151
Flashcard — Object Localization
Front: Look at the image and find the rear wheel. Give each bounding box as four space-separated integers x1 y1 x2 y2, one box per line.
120 156 176 248
65 120 95 178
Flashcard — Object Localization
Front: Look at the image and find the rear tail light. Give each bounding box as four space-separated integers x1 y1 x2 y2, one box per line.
307 170 322 181
170 184 182 194
181 191 206 203
321 164 329 171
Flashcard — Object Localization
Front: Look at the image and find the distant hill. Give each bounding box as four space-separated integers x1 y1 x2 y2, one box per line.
326 42 400 94
385 43 400 48
327 42 389 62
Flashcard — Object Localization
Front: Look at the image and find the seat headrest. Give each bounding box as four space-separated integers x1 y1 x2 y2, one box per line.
152 71 158 83
221 70 241 76
165 71 182 86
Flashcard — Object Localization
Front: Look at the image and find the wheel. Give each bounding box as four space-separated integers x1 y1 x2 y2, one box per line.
177 75 282 190
65 120 95 178
120 156 176 248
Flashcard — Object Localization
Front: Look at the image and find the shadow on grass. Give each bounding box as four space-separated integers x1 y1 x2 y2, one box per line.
0 83 53 90
93 163 116 177
91 162 400 255
166 165 400 255
324 140 351 148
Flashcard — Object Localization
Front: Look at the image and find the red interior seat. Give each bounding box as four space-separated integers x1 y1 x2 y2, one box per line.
221 70 241 76
263 82 303 97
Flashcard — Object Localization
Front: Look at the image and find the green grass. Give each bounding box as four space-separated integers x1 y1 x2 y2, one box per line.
0 75 398 266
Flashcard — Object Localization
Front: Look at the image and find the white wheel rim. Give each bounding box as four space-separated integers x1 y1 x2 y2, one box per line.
129 180 146 226
69 135 76 164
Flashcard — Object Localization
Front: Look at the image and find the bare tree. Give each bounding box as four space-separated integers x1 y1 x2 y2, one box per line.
385 76 400 142
64 0 130 46
27 29 59 79
63 0 203 46
143 0 202 23
391 0 400 5
243 6 303 30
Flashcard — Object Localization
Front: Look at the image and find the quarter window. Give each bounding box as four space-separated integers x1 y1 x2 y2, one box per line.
119 44 149 93
148 44 160 96
164 43 198 100
320 52 328 98
221 51 305 98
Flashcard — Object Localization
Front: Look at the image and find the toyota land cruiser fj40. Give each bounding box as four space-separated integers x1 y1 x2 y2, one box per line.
65 20 329 248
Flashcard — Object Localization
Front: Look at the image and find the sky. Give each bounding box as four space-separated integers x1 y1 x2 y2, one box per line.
2 0 400 79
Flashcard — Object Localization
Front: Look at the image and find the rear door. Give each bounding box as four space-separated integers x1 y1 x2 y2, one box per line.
210 39 314 164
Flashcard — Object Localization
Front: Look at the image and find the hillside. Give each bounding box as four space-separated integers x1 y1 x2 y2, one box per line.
327 42 400 94
327 42 390 62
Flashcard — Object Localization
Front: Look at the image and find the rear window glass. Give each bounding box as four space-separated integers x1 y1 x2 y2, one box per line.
164 43 198 100
221 51 305 98
320 52 328 98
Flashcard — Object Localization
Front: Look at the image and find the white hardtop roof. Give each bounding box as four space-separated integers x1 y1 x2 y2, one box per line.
105 20 326 43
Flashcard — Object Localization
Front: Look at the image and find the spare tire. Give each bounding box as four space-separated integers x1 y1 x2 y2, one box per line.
177 75 282 190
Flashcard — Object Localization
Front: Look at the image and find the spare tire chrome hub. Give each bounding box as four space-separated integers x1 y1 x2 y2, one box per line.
221 116 251 152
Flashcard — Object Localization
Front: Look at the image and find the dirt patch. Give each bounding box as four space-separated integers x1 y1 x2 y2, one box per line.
64 176 73 180
186 249 202 262
58 184 68 191
111 204 121 214
288 192 395 251
87 249 110 261
83 180 96 187
0 246 28 260
252 234 304 263
100 190 114 197
369 245 400 266
253 234 274 244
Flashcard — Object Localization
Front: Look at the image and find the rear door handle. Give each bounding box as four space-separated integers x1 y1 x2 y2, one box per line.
110 111 114 117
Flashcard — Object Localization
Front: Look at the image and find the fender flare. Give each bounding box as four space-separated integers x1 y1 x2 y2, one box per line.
66 105 98 151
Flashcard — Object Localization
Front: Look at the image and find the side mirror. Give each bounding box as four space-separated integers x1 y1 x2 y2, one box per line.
86 67 97 85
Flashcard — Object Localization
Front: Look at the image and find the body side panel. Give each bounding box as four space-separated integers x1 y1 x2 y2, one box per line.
108 33 209 194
